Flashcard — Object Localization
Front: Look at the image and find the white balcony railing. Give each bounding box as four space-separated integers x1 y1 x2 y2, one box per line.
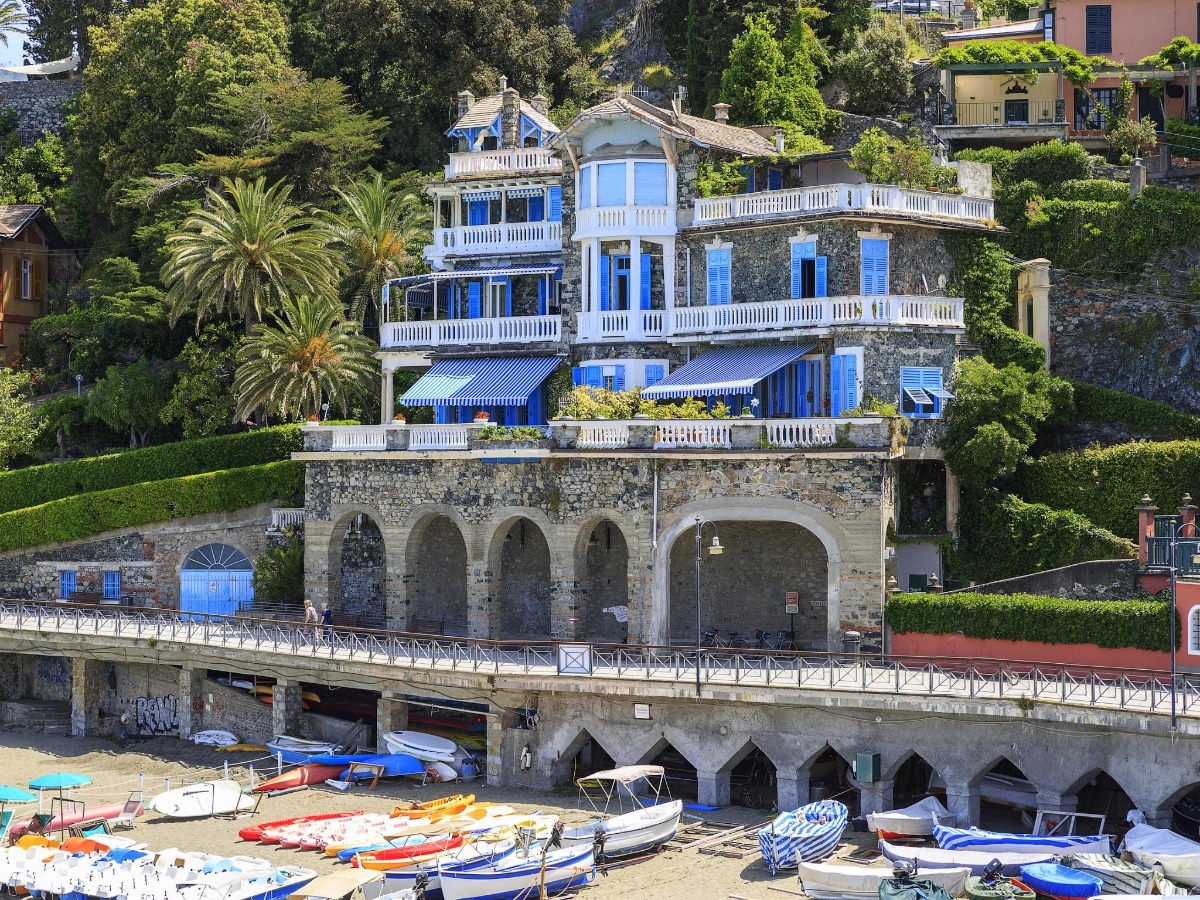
269 508 305 531
653 422 732 449
428 221 562 258
693 183 994 226
330 426 388 452
668 295 963 340
766 420 838 448
381 314 562 349
576 423 630 449
574 205 675 236
444 148 561 178
574 309 666 343
408 424 478 450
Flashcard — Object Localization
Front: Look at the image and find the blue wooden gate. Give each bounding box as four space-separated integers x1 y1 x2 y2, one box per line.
179 544 254 620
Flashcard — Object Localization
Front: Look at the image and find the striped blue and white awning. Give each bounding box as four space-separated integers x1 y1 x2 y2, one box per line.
506 187 545 199
462 190 502 201
641 344 817 400
399 356 561 407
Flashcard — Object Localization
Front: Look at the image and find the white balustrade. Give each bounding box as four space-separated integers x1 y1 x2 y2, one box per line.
577 422 630 449
444 148 561 177
270 508 305 530
381 314 561 349
575 309 667 343
653 422 731 449
408 424 476 450
330 426 388 452
429 221 562 257
693 182 994 226
575 205 675 236
765 419 838 448
667 296 963 339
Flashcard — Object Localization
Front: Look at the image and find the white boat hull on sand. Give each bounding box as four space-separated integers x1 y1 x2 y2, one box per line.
438 846 595 900
560 800 682 857
880 839 1054 876
148 780 257 819
798 863 971 900
382 731 457 764
868 797 954 836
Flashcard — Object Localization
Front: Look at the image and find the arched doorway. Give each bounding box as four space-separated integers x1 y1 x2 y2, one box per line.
642 739 698 800
723 741 779 810
180 544 253 619
891 752 938 808
497 517 552 639
806 745 859 815
668 521 829 648
554 729 617 786
974 757 1037 831
410 515 468 635
1073 770 1135 837
580 520 629 642
341 515 385 628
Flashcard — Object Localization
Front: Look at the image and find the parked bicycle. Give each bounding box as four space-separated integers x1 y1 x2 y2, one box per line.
700 628 748 650
753 629 798 652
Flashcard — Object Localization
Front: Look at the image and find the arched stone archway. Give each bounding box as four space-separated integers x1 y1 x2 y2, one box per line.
578 519 630 643
492 516 554 640
407 514 469 635
339 513 386 627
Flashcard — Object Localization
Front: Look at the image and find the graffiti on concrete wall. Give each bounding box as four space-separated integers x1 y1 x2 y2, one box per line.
36 657 68 686
133 695 178 734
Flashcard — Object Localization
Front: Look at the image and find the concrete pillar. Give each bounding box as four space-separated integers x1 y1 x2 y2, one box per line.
70 657 100 737
945 467 961 541
777 771 811 811
177 667 204 739
272 680 302 737
376 693 408 746
1015 259 1051 368
1036 792 1079 815
1136 496 1159 566
466 557 493 638
487 709 522 786
380 368 394 424
697 770 731 808
858 778 895 817
304 521 337 611
662 237 676 312
588 239 602 314
1129 158 1147 197
944 778 981 827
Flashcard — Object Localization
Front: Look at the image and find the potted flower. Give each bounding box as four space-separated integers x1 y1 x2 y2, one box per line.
305 414 320 425
392 413 407 424
474 411 490 422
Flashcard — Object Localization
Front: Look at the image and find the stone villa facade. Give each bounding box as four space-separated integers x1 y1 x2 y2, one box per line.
302 87 997 651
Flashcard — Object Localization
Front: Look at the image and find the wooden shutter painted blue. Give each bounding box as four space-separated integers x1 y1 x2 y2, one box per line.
435 405 447 424
634 162 668 205
467 282 481 318
645 364 665 387
501 277 511 317
537 278 548 316
830 355 843 416
815 257 828 297
768 168 783 191
571 367 583 386
527 195 545 222
468 199 489 225
548 186 562 221
861 239 889 295
597 163 626 206
584 367 603 387
707 249 731 305
1085 4 1111 53
580 170 592 208
640 253 652 309
599 257 610 311
613 365 626 391
504 405 519 426
796 363 808 416
791 242 815 299
844 354 858 410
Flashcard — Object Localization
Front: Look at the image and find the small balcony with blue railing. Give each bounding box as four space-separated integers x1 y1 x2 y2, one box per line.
426 182 564 267
1147 514 1200 576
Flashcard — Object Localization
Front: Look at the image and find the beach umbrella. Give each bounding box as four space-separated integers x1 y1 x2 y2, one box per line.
29 773 91 791
0 786 35 803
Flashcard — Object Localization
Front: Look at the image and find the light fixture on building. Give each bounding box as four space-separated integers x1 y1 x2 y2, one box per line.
709 536 723 555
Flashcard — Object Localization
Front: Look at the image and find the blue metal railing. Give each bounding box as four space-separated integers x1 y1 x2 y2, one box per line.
1146 536 1200 574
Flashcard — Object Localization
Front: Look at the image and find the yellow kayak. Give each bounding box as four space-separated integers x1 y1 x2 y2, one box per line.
391 793 473 818
215 743 268 753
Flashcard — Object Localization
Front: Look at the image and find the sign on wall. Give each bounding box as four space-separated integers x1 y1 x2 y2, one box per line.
784 591 799 615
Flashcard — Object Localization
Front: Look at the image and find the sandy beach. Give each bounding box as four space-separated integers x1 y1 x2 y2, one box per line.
0 729 856 900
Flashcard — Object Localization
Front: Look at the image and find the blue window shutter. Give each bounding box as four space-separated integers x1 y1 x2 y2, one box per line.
830 355 843 416
815 256 828 298
584 367 603 388
861 239 889 296
60 570 74 598
718 250 731 304
645 364 665 387
597 163 626 206
768 168 783 191
504 405 519 426
922 368 945 415
741 165 754 193
797 363 808 416
527 195 544 222
468 199 489 226
501 277 511 317
104 571 120 599
537 278 548 316
1085 4 1111 53
640 253 652 309
435 405 446 424
633 162 668 205
548 186 562 221
845 354 858 410
571 367 583 386
580 170 592 209
707 249 730 305
599 257 610 311
467 282 481 318
791 242 814 299
613 365 626 392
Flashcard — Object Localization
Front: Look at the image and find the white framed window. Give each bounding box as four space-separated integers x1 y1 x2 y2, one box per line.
572 360 668 391
900 367 955 419
20 259 30 300
705 239 732 306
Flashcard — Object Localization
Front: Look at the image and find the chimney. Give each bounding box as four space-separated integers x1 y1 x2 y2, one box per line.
500 78 521 149
774 127 785 153
712 102 731 123
530 94 549 116
457 90 475 118
1136 494 1158 566
499 75 508 92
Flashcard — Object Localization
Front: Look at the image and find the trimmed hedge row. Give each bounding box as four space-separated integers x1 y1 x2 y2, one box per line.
1017 441 1200 537
0 426 302 514
0 461 305 554
949 491 1134 584
1071 382 1200 440
887 591 1175 652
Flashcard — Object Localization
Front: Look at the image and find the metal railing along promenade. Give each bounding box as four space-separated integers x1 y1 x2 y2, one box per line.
2 601 1196 719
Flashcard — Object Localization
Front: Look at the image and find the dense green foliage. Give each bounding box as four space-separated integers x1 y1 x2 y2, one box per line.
159 325 239 439
1071 383 1200 440
834 15 911 116
850 128 953 190
888 590 1171 652
253 536 305 606
720 13 827 134
0 460 304 554
1017 441 1200 538
0 114 70 214
0 370 39 469
1165 117 1200 160
84 359 173 448
955 141 1094 191
0 425 302 514
951 492 1135 584
932 40 1107 86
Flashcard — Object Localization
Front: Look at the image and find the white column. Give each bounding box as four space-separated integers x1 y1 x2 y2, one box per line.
380 367 394 424
629 236 644 340
662 236 676 340
500 190 507 224
588 238 602 315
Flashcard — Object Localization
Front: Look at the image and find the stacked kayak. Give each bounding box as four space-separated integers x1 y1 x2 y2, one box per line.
240 811 363 843
148 780 256 819
253 764 346 793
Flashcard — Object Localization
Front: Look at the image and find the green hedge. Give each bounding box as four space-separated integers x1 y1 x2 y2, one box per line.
888 591 1175 652
1071 382 1200 440
1017 441 1200 537
0 460 305 553
0 426 302 514
949 491 1134 584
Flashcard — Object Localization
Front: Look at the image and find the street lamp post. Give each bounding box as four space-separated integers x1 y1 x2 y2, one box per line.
1169 503 1199 729
694 518 723 696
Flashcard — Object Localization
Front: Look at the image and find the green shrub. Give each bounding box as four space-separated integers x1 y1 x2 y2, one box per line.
1052 178 1129 202
0 460 304 554
1166 117 1200 160
957 140 1093 191
1072 383 1200 439
950 491 1134 584
641 63 673 90
1017 441 1200 537
887 591 1174 651
0 425 302 514
476 425 546 440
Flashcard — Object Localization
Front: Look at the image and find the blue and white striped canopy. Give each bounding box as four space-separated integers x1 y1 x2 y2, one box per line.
641 344 817 400
758 800 848 875
505 187 545 199
399 356 561 407
934 823 1112 853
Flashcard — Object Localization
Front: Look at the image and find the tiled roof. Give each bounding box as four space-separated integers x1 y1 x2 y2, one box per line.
0 205 41 239
942 18 1042 41
449 93 558 135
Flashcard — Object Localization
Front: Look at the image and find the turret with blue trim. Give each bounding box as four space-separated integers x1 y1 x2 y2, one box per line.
447 76 559 156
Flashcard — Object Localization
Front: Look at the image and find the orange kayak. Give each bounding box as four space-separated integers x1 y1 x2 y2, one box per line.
390 793 473 818
352 835 465 870
252 764 345 793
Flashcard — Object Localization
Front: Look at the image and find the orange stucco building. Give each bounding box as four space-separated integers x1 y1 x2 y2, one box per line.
0 205 66 367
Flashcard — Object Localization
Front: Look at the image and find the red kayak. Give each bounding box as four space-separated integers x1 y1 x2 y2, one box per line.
242 810 362 843
353 835 464 867
252 764 345 794
10 801 143 836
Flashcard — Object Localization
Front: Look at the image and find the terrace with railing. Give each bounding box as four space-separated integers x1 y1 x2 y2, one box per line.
380 314 562 350
443 148 561 179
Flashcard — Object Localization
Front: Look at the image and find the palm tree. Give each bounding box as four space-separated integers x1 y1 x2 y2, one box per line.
234 295 376 422
162 177 337 330
0 1 25 46
330 173 431 327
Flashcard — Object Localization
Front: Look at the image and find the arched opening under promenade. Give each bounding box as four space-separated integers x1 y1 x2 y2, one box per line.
891 752 939 808
641 739 698 800
807 745 858 815
1164 782 1200 838
580 520 629 643
554 729 618 787
497 517 552 640
668 521 829 649
340 514 385 627
723 742 778 810
1074 771 1135 836
973 758 1036 831
410 515 468 635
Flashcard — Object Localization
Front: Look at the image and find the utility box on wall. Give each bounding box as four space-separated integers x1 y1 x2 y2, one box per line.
856 752 881 783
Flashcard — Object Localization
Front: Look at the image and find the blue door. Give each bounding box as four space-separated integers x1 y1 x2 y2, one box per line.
179 544 254 620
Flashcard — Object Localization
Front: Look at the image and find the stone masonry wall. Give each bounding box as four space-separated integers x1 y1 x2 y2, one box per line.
340 517 385 626
0 80 82 144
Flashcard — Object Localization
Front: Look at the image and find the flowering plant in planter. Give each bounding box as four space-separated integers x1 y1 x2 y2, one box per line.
474 411 490 422
305 414 320 424
392 414 407 424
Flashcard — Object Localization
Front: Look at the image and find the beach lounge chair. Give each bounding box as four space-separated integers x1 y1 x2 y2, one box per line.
110 798 141 831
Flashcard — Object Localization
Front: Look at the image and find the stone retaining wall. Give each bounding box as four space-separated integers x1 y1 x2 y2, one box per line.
0 80 82 144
